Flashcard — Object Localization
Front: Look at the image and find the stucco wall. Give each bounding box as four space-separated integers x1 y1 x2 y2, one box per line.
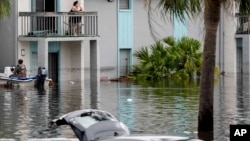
222 10 237 74
84 0 118 79
18 0 30 12
17 41 31 75
85 0 118 68
60 0 77 12
187 16 205 43
133 0 173 63
61 41 80 81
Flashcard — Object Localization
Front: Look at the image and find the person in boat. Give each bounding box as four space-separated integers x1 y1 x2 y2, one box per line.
10 59 27 78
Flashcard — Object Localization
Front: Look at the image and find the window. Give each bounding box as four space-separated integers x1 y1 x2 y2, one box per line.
119 0 130 10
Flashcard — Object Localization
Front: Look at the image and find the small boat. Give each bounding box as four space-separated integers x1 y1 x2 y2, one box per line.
0 66 52 88
51 109 201 141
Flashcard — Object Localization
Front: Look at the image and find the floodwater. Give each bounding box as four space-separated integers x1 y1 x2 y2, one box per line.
0 74 250 141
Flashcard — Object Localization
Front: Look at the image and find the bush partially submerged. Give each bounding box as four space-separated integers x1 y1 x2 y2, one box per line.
130 36 202 80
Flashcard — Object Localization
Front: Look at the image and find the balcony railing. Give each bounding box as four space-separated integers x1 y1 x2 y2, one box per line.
236 14 250 34
19 12 98 37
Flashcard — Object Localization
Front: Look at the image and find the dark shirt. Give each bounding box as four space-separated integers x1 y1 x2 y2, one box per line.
69 10 82 24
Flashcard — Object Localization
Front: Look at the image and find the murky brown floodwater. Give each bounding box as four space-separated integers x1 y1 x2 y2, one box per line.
0 74 250 141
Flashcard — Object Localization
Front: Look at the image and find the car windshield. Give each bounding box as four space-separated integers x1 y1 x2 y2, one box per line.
75 116 99 128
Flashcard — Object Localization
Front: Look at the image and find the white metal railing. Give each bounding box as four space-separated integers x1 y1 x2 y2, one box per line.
236 14 250 34
19 12 98 37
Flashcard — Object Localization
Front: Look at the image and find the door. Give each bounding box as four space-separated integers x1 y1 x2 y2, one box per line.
118 0 133 77
236 48 243 73
32 0 57 32
236 38 243 73
48 53 59 83
120 49 131 77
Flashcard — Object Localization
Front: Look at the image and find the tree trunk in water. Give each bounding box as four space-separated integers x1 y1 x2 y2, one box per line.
198 1 221 132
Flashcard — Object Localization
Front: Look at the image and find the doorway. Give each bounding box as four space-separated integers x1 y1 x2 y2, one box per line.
30 52 59 83
48 53 59 83
35 0 55 12
30 41 60 83
33 0 57 31
119 49 131 77
236 38 243 73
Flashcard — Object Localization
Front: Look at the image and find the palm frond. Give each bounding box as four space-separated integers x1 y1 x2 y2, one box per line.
132 36 202 80
0 0 11 20
157 0 202 22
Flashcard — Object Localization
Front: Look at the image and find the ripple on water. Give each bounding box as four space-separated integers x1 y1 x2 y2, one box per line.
1 77 250 141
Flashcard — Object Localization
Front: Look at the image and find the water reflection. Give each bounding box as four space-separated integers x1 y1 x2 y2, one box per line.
0 75 250 140
90 81 100 109
121 80 200 137
213 74 250 141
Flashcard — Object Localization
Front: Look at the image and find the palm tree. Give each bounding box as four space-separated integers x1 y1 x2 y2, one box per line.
0 0 11 20
144 0 250 132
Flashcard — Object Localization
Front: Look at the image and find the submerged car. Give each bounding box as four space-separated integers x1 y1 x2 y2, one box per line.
51 109 201 141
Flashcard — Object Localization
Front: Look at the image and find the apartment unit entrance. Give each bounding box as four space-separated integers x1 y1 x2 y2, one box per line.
236 38 243 73
48 52 59 83
30 41 60 83
118 0 133 77
119 49 131 77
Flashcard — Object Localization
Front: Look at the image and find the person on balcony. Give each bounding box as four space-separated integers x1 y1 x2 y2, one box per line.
69 1 85 36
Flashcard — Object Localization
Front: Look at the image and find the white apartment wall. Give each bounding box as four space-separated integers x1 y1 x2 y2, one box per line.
60 41 82 81
222 9 237 74
187 16 205 44
17 42 31 74
60 0 85 12
61 42 72 81
84 0 118 79
18 0 30 12
133 0 173 61
85 0 118 68
70 42 83 81
17 0 82 12
60 0 74 12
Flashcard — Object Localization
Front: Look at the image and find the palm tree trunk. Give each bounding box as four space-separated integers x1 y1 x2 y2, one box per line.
198 0 221 132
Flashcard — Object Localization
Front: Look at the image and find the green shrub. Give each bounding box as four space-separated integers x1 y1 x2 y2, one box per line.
130 36 202 80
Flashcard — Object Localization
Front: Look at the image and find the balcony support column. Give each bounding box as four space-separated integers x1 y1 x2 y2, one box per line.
89 39 100 109
90 39 100 82
37 39 48 71
80 40 85 81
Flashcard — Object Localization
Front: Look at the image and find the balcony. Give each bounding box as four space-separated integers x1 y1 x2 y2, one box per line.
19 12 98 37
236 14 250 34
